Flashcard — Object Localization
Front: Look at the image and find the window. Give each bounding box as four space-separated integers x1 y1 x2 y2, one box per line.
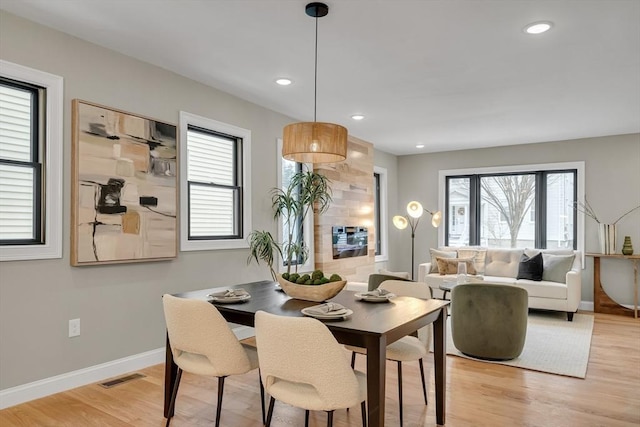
440 162 584 253
0 61 62 261
179 112 251 251
373 166 388 262
374 173 381 255
276 138 313 272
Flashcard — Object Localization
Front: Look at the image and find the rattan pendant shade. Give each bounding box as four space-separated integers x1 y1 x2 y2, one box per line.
282 2 347 164
283 121 347 163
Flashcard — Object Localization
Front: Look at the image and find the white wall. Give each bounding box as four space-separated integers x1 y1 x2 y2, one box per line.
0 11 296 390
392 133 640 305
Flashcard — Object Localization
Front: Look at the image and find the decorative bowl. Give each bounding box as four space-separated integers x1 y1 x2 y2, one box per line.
277 275 347 302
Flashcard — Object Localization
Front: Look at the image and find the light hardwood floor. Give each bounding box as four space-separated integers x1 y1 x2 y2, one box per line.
1 312 639 427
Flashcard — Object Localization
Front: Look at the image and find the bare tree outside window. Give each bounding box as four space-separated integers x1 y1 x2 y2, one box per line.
480 175 535 248
445 167 577 249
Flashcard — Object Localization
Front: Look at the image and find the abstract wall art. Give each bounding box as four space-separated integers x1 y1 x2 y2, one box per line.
71 100 177 265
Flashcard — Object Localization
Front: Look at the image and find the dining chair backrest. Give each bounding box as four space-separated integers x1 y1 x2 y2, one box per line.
367 273 410 291
162 294 252 376
255 311 362 409
379 280 433 346
379 279 432 299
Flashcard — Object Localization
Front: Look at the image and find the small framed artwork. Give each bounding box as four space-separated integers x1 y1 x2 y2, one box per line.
71 100 178 265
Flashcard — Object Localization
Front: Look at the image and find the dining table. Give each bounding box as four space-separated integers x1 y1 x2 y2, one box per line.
165 280 449 427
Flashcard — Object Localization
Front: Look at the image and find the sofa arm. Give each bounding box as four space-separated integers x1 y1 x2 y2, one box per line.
418 263 431 283
565 269 581 312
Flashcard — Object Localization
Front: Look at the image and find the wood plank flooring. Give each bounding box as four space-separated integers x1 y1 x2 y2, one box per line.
1 312 639 426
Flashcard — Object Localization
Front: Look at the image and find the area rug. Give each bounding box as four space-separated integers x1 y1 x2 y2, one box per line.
443 312 594 378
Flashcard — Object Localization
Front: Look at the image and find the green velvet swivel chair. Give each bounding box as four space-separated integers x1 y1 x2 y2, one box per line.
451 283 528 361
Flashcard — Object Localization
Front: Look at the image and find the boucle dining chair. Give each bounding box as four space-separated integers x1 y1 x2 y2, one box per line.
346 279 432 426
162 294 265 427
255 311 368 427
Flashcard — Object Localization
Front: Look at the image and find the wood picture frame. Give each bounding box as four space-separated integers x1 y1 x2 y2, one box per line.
71 100 178 265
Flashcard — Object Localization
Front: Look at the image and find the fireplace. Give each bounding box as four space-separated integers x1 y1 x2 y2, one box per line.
332 226 368 259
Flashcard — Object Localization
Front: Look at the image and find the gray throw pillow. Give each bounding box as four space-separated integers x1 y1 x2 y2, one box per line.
542 254 576 283
429 248 457 273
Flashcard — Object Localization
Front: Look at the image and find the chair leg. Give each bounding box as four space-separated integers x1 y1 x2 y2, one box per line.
305 410 310 427
360 401 367 427
397 361 403 426
418 358 428 405
165 368 183 427
259 370 266 425
265 396 276 427
327 410 334 427
215 376 226 427
351 351 356 368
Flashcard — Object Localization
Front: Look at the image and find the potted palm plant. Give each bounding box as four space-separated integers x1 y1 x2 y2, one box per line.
247 167 345 301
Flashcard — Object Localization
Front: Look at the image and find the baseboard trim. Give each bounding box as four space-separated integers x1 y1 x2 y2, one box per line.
579 301 594 312
0 324 256 410
0 347 165 410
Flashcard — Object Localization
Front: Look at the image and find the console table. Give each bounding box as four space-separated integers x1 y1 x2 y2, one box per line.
586 253 640 318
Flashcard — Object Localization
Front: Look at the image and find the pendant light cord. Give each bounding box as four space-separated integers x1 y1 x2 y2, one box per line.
314 13 318 122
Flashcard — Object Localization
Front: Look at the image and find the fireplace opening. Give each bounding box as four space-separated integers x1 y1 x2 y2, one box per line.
332 226 368 259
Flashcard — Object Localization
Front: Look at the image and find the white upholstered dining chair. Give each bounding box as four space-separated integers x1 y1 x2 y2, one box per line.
346 279 432 426
162 294 265 427
255 310 368 427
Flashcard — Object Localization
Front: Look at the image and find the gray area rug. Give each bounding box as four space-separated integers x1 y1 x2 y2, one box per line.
443 311 594 378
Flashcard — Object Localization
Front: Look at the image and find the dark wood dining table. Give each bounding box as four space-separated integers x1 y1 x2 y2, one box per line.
165 281 449 427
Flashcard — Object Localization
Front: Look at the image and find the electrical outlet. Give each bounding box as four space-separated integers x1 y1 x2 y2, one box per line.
69 318 80 337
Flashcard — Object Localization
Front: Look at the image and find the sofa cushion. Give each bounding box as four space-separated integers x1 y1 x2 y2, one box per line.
515 279 568 299
484 249 524 278
542 253 576 283
525 248 575 257
516 252 543 281
456 248 487 275
436 257 477 275
423 274 514 288
429 248 457 273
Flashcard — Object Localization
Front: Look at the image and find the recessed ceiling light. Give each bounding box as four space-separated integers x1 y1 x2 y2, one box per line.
351 114 365 120
416 144 425 149
524 21 553 34
275 78 292 86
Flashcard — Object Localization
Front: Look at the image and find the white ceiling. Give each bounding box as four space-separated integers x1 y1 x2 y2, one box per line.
2 0 639 155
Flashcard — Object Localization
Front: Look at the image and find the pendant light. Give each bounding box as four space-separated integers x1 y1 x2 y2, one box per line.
282 2 348 164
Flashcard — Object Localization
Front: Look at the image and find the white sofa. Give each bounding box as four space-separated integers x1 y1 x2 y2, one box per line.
418 248 582 321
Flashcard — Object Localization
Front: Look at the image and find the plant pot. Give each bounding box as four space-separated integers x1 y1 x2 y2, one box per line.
277 275 347 302
621 236 634 256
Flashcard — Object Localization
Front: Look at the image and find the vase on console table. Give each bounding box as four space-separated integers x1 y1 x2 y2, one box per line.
621 236 634 256
598 223 616 254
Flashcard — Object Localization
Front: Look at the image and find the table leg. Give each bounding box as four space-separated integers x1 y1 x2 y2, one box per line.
634 260 638 319
594 257 602 313
365 335 387 427
164 333 178 418
434 306 447 426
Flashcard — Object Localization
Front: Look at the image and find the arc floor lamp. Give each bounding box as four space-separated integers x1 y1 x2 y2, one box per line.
393 201 442 280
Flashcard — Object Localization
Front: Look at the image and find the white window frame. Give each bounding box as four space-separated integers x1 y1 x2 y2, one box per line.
438 161 585 265
374 166 389 262
276 138 314 273
179 111 252 251
0 60 63 261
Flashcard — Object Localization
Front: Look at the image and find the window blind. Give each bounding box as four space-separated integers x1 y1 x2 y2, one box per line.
0 83 36 241
187 127 239 238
